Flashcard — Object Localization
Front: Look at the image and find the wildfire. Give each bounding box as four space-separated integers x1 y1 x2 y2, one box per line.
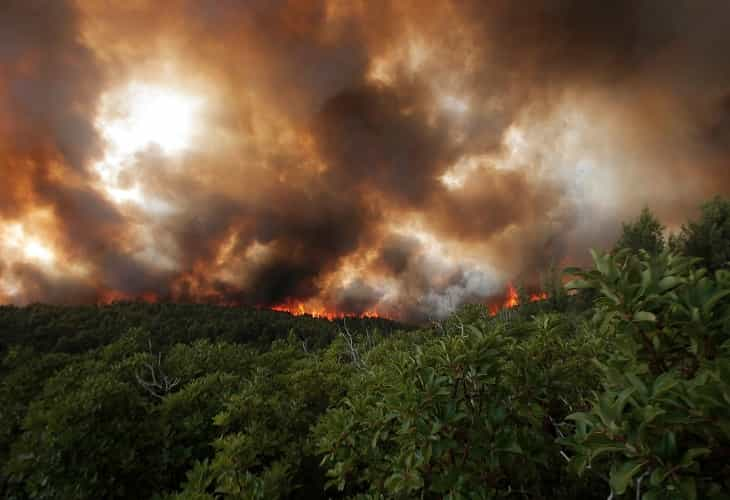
91 292 381 319
97 290 159 305
270 302 381 320
488 283 548 316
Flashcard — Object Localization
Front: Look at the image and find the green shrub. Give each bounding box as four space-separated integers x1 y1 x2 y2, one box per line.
315 313 603 498
563 249 730 498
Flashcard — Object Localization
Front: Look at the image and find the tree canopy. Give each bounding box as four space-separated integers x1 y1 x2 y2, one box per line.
672 196 730 272
614 206 665 255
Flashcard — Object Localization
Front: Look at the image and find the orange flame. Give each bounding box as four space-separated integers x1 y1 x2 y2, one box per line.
270 301 381 320
97 290 159 305
505 283 519 308
488 283 548 316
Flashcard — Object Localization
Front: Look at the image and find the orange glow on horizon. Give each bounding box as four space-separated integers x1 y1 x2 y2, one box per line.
97 290 159 305
270 301 382 320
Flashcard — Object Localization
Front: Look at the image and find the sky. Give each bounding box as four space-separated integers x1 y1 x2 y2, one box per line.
1 0 730 321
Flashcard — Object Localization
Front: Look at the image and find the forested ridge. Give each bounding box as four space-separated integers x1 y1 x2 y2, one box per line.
1 198 730 499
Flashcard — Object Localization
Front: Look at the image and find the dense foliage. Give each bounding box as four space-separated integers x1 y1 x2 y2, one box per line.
563 250 730 499
613 207 665 255
1 197 730 499
0 307 400 499
671 197 730 272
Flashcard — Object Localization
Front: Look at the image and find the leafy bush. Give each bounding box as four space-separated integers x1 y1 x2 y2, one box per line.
0 348 72 467
171 337 352 499
315 313 604 498
5 369 163 499
563 249 730 498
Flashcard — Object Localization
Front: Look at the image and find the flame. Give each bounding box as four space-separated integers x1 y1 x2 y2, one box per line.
97 290 159 305
505 283 519 308
270 301 382 320
92 291 379 318
488 283 548 316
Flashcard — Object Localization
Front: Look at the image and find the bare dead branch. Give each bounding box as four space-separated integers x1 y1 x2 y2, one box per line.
135 341 180 400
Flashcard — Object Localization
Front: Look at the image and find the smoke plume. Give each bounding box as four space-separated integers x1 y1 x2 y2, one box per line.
2 0 730 321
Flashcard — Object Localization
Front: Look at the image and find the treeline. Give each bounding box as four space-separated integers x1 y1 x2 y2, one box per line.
614 196 730 271
0 197 729 499
0 305 405 499
0 302 401 356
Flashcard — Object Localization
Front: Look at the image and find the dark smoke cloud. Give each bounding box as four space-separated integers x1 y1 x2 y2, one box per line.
2 0 730 320
313 83 454 205
0 1 103 170
329 279 381 316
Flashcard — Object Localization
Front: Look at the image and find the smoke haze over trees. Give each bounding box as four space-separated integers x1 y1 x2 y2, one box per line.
2 202 730 498
3 1 730 320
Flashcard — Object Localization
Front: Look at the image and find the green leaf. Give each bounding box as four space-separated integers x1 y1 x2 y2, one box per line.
497 440 523 454
591 249 610 276
642 488 661 500
702 289 730 315
654 432 677 460
652 372 679 398
600 285 622 305
678 476 697 500
638 405 664 430
590 442 629 460
568 451 590 476
609 460 645 495
641 268 652 293
565 279 593 290
657 276 683 292
610 387 636 422
562 267 584 276
633 311 657 322
650 466 667 486
679 448 711 467
566 412 594 429
625 373 648 396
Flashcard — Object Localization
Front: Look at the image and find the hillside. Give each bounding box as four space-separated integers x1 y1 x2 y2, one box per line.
0 302 405 357
1 201 730 499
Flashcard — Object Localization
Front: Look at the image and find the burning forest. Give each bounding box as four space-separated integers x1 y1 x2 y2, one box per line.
4 3 730 499
3 1 730 322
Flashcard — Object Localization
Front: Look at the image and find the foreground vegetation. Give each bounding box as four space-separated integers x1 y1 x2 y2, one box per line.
1 197 730 499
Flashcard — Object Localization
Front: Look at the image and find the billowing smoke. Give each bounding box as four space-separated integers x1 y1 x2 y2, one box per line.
2 0 730 321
